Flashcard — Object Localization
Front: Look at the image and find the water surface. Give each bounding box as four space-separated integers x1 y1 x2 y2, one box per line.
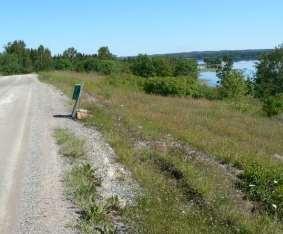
199 60 258 86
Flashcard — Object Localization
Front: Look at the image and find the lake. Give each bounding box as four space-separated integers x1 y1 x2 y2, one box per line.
199 60 258 86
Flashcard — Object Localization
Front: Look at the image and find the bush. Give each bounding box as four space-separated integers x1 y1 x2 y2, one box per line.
0 54 22 75
152 57 173 77
218 70 248 99
96 60 119 75
131 54 156 78
53 58 73 70
173 58 198 78
143 76 202 97
262 95 283 117
75 58 124 75
130 55 198 79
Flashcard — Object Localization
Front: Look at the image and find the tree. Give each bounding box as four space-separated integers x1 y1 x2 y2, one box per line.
255 46 283 98
31 45 52 71
1 40 33 74
216 57 247 99
152 57 173 77
63 47 78 60
131 54 155 78
218 70 248 99
98 46 113 60
0 54 21 75
216 56 233 82
173 58 198 78
5 40 26 56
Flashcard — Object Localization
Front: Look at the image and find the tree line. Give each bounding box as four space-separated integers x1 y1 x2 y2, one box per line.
0 40 197 78
0 40 282 116
161 49 273 61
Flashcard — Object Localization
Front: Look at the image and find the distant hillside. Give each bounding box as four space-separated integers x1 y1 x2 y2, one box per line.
155 49 272 61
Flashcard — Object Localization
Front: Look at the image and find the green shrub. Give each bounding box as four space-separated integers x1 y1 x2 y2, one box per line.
131 54 156 78
172 58 198 78
239 164 283 218
53 58 73 70
130 55 198 79
0 54 22 75
262 95 283 117
143 76 201 97
218 70 248 99
75 58 124 75
152 57 173 77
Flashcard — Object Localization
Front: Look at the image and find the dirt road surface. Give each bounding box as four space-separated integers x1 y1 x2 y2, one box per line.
0 75 76 234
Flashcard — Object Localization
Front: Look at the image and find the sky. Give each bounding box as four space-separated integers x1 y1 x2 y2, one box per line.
0 1 282 56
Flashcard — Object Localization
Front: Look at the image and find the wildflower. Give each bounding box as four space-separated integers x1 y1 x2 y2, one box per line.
249 184 256 187
274 180 278 184
272 204 277 209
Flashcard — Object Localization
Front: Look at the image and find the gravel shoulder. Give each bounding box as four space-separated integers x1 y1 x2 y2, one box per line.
0 74 137 233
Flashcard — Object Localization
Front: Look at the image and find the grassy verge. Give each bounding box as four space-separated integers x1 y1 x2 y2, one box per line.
54 128 117 233
54 129 86 159
44 71 283 233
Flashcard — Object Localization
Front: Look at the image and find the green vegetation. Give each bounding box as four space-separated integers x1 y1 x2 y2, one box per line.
1 38 283 232
164 49 273 61
0 40 51 75
262 96 283 117
217 56 248 99
129 54 197 78
54 128 117 233
54 129 86 159
66 163 116 233
1 40 281 117
143 76 204 97
255 46 283 98
43 71 283 233
255 45 283 116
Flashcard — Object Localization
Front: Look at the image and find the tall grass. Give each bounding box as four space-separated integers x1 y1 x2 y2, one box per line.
44 71 283 233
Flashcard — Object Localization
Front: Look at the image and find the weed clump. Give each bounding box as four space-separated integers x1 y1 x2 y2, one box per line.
66 163 116 233
54 128 85 159
238 164 283 219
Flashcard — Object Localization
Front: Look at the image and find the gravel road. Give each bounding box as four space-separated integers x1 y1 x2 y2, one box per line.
0 74 138 234
0 75 77 233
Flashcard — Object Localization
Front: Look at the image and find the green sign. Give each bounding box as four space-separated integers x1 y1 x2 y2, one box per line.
72 84 81 100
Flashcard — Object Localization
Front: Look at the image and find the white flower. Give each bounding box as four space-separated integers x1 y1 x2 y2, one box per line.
249 184 256 187
272 204 277 209
274 180 278 184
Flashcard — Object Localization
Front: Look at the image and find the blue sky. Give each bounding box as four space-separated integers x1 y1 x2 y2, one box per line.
0 1 282 56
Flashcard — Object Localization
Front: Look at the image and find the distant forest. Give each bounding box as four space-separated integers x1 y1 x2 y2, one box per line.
155 49 273 61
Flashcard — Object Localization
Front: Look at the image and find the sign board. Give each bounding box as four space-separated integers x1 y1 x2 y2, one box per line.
72 84 81 100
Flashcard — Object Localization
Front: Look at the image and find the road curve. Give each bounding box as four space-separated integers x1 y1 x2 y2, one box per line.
0 75 76 234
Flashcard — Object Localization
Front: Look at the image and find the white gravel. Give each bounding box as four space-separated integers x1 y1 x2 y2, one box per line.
0 75 138 234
